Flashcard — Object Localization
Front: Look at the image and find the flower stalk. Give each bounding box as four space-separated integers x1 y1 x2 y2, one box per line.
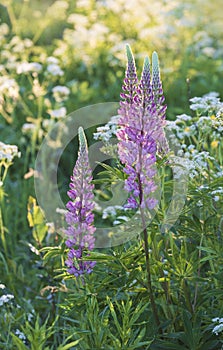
65 127 96 277
117 44 167 328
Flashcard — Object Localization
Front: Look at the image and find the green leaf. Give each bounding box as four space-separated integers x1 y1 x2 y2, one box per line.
27 196 47 244
57 339 82 350
11 333 29 350
82 251 115 262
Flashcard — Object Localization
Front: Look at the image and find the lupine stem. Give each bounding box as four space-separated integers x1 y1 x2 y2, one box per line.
138 168 160 328
140 207 160 328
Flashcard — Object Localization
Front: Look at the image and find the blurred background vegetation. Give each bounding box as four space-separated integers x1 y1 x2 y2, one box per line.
1 0 222 117
0 0 222 248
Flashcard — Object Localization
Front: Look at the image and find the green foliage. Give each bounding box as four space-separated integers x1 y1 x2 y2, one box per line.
0 0 223 348
27 196 48 246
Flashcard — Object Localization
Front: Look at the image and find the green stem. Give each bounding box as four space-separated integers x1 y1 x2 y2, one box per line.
140 206 160 328
0 206 7 254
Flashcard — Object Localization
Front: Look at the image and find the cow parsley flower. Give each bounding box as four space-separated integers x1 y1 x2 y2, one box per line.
65 127 96 277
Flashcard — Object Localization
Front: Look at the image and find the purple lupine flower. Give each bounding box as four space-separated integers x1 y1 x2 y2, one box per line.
117 45 168 209
65 127 96 277
117 104 164 209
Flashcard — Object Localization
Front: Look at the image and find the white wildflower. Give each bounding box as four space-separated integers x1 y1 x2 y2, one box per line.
15 329 26 341
46 56 59 64
202 47 216 58
67 13 89 26
16 62 42 74
102 205 123 219
22 123 36 134
113 220 121 225
0 23 9 36
49 107 67 119
94 125 111 142
93 115 120 142
0 76 19 100
211 188 223 195
0 294 14 306
0 142 21 162
213 323 223 335
176 114 192 122
52 85 70 102
47 64 64 76
27 313 34 322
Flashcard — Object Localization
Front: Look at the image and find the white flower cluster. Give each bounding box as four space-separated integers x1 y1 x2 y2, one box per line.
212 317 223 335
190 92 223 114
52 85 70 102
166 92 223 180
102 205 124 219
22 123 37 134
16 62 42 74
49 107 67 119
177 147 215 178
0 293 14 306
0 76 19 100
102 205 129 225
0 142 21 163
211 187 223 202
93 115 120 142
166 118 196 141
15 329 26 341
46 57 64 76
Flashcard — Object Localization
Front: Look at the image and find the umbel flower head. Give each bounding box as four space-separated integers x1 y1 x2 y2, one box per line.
117 45 168 210
65 127 96 277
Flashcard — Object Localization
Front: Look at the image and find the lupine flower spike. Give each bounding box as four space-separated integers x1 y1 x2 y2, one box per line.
65 127 96 277
117 45 167 210
117 45 168 327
